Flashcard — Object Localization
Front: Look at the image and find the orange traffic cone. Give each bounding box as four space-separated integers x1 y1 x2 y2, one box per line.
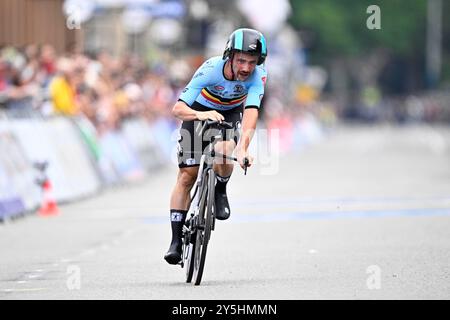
38 180 59 216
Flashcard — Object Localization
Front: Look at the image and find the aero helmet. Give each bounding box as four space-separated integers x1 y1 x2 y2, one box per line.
223 28 267 65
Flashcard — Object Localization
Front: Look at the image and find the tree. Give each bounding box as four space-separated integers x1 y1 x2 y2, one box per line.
289 0 428 96
290 0 426 58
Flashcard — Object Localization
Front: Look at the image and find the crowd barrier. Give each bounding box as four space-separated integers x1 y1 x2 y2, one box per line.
0 126 36 219
0 110 175 222
0 105 327 223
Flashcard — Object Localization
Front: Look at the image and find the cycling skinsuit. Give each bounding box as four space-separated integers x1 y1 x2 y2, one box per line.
176 56 267 168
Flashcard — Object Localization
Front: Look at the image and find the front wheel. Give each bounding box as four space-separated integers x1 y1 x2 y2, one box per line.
192 169 216 285
183 218 196 283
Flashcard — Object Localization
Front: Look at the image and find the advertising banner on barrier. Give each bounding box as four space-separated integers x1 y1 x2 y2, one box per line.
8 117 101 202
98 129 146 183
1 111 173 219
0 126 39 216
72 116 101 161
46 117 102 198
71 116 120 185
148 117 178 162
121 118 165 171
0 160 25 220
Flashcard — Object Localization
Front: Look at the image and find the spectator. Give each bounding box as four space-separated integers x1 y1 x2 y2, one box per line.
40 44 57 80
49 57 80 116
0 48 38 110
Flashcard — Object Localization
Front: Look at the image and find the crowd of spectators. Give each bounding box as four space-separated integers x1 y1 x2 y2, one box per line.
339 87 450 124
2 43 449 135
0 44 198 135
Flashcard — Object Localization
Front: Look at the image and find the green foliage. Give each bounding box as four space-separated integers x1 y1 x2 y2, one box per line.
289 0 427 59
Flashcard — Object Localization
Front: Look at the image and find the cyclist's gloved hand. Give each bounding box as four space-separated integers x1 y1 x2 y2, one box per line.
236 148 253 170
196 110 224 122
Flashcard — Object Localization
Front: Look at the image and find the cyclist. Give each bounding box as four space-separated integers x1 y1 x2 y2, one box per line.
164 28 268 265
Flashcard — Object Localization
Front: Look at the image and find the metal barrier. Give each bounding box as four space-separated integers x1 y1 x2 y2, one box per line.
0 106 172 222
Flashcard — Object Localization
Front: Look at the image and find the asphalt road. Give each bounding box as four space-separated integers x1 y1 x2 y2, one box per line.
1 124 450 299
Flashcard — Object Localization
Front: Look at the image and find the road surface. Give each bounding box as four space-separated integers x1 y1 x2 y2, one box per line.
1 124 449 299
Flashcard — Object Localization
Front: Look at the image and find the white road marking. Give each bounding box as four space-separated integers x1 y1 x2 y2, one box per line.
1 288 47 293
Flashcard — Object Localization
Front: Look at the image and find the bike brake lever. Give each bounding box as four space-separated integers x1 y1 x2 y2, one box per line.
244 158 249 175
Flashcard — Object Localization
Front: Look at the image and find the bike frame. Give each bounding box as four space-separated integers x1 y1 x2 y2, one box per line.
181 120 248 285
188 128 222 218
182 121 236 284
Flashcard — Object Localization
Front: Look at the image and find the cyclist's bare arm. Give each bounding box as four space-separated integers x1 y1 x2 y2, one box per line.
172 100 224 122
236 108 258 169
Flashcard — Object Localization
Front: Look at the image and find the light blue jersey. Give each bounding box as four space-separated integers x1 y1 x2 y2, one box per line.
178 56 267 111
